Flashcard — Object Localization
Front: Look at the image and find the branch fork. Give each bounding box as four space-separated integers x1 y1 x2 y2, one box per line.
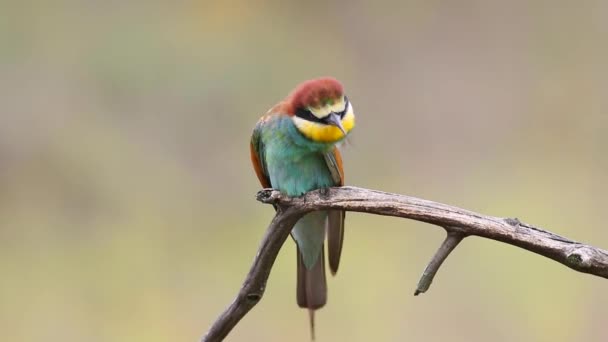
203 186 608 341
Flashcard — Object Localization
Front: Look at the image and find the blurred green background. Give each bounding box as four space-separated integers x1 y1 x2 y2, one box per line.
1 1 607 341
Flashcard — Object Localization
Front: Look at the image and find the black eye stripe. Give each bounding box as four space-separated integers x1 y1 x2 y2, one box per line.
296 108 323 122
295 96 349 121
295 107 325 123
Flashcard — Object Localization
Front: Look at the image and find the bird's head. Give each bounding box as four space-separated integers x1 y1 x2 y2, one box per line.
288 77 355 143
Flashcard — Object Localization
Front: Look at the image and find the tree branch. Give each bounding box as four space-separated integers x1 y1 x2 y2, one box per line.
415 231 465 295
203 186 608 341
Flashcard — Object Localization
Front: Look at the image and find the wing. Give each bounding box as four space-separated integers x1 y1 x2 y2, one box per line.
324 146 346 275
323 146 345 186
250 117 271 188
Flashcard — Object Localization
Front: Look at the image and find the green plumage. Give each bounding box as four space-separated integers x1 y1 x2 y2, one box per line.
253 114 341 268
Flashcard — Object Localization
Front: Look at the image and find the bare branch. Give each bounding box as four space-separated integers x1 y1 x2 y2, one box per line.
415 231 465 295
202 206 305 342
203 186 608 341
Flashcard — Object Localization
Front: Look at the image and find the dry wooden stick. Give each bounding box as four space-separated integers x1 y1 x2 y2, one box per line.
203 186 608 341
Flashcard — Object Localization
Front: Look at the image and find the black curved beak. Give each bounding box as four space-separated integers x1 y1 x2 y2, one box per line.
324 112 346 136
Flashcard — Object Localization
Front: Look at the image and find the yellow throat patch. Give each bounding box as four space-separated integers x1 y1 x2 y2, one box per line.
293 102 355 143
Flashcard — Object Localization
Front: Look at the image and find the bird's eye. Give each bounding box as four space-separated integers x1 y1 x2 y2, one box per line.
295 107 325 123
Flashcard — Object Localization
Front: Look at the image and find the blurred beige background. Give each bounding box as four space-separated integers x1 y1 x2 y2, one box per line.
1 1 607 341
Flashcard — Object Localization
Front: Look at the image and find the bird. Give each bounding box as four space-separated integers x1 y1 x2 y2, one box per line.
250 77 355 339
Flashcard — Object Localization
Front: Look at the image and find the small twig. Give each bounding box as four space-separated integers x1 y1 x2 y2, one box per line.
203 186 608 341
415 231 465 295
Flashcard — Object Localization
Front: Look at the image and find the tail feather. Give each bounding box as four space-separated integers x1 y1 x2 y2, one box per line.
327 210 345 275
297 245 327 340
296 246 327 308
308 309 316 341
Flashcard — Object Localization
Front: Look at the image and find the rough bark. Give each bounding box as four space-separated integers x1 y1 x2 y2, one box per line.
203 186 608 341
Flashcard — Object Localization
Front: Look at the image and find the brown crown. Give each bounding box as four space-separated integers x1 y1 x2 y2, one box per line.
289 77 344 111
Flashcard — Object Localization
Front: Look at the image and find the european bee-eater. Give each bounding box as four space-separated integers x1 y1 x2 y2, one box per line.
250 77 355 338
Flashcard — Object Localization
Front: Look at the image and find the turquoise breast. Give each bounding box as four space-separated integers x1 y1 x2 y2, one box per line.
262 115 337 196
260 115 338 268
